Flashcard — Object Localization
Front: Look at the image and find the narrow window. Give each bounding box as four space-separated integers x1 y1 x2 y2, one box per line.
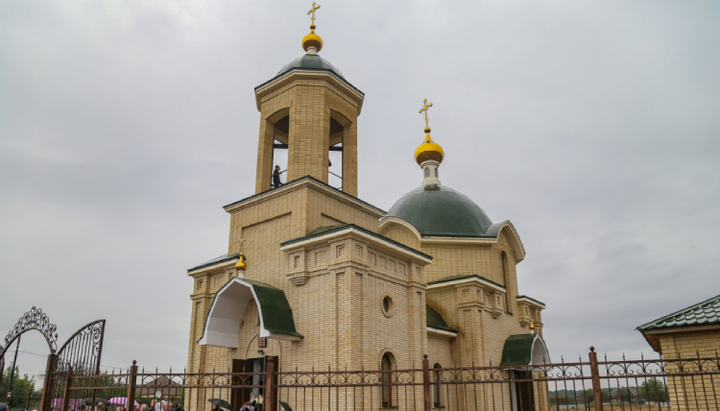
501 251 510 312
381 353 395 407
432 363 442 407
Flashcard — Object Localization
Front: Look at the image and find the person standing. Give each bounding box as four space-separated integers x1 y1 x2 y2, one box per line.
272 165 284 188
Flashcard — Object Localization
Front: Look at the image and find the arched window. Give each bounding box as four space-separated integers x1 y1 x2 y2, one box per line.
501 251 510 312
381 352 395 407
432 363 442 407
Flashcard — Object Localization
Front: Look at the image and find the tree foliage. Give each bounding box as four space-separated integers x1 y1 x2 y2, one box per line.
0 366 39 408
640 378 668 402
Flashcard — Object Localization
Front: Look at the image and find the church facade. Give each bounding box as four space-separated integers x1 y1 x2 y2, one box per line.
186 8 549 411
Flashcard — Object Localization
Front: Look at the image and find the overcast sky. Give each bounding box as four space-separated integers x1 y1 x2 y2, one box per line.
1 0 719 380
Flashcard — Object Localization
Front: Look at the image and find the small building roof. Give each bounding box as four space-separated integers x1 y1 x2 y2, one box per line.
637 294 720 354
638 294 720 332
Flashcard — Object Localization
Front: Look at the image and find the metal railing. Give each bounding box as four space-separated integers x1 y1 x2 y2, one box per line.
43 348 720 411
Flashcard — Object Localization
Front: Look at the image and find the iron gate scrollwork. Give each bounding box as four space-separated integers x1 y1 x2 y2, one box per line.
56 320 106 373
44 320 106 411
0 306 59 359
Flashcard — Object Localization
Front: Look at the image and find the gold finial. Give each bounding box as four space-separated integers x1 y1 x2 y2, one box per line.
530 321 535 333
307 2 321 28
418 99 433 133
235 236 247 271
414 98 444 165
302 2 323 53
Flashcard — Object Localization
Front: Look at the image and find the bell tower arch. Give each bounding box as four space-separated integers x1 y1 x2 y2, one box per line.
253 14 364 196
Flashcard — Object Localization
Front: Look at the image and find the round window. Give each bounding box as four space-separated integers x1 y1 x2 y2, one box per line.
382 295 394 317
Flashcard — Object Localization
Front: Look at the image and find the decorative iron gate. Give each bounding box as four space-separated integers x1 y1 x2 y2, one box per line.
43 320 106 411
0 306 59 359
0 307 60 407
0 307 105 411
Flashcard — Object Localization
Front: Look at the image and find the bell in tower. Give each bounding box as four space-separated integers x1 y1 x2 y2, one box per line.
253 3 364 196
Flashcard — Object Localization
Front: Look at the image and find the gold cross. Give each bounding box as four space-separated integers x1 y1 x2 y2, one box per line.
236 236 246 252
307 2 321 26
418 99 433 129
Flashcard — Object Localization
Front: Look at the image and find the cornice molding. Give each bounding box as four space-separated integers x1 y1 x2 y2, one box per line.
255 70 365 115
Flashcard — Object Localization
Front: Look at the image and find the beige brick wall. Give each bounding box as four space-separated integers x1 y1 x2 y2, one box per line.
658 330 720 411
659 329 720 359
304 188 379 233
189 219 429 377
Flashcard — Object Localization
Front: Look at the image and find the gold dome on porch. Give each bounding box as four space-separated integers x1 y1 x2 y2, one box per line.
235 252 247 271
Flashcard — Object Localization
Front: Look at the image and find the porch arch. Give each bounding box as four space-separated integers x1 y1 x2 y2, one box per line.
198 278 303 348
499 333 551 366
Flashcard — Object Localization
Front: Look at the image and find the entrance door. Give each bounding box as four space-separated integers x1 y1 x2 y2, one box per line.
232 356 278 411
232 359 252 411
514 370 535 411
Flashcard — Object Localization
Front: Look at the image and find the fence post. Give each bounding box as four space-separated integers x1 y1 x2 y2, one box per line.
589 347 604 411
62 367 74 411
422 355 431 411
127 361 138 411
265 358 275 411
40 354 58 411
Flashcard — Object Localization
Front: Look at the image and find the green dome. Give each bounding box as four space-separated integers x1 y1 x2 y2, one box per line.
277 54 344 79
385 185 497 238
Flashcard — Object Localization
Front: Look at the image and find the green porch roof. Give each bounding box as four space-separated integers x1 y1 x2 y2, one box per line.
198 278 302 347
499 334 549 366
248 280 304 338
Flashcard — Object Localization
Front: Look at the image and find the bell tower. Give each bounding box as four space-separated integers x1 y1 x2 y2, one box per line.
253 5 364 196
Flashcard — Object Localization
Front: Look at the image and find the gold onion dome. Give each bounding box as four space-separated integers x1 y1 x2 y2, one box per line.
415 129 445 165
302 25 323 52
235 252 247 271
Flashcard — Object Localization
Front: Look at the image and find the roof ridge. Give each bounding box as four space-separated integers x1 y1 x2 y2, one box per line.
281 222 432 260
223 175 385 214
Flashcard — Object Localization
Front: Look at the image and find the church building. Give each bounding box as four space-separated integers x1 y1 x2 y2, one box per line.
186 6 549 410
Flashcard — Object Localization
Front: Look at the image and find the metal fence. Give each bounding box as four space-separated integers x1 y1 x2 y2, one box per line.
43 348 720 411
